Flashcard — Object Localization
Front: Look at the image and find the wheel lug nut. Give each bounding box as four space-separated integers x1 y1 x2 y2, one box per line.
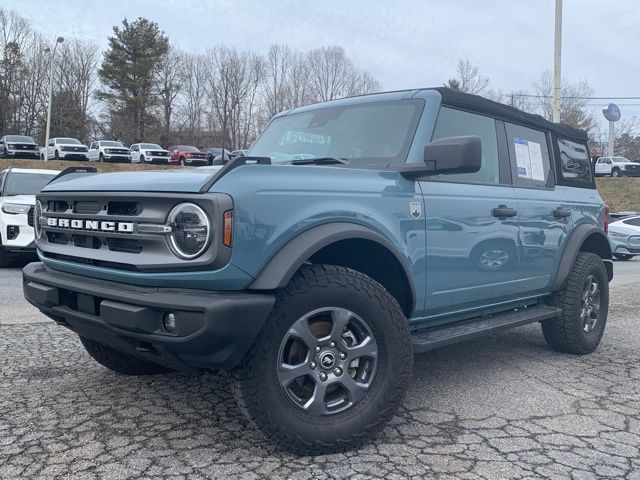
319 372 327 381
334 367 342 376
339 352 346 360
309 361 317 369
329 341 336 348
315 346 321 353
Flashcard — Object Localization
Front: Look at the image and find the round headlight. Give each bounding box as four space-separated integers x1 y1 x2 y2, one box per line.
167 203 211 259
34 200 43 239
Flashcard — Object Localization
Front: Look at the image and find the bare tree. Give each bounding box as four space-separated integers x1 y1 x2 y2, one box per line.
155 46 183 145
534 70 595 132
446 59 491 95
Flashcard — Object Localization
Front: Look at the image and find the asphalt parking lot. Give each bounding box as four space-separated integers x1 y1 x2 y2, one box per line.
2 261 640 479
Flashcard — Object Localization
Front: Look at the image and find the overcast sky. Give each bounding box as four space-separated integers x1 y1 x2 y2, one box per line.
8 0 640 131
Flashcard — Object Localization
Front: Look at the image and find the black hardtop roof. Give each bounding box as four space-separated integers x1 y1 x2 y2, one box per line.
431 87 588 142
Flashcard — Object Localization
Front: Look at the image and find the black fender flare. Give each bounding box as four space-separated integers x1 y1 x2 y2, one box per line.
249 222 416 310
552 224 613 291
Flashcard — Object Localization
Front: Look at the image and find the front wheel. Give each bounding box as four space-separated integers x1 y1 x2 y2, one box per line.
179 157 185 166
614 253 634 261
233 264 413 454
54 150 60 160
542 252 609 355
611 169 621 177
99 153 104 162
140 154 145 163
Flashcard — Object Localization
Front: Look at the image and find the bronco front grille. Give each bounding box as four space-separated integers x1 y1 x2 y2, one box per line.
35 191 230 272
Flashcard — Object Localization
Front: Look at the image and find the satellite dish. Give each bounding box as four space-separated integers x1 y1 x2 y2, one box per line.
603 103 621 122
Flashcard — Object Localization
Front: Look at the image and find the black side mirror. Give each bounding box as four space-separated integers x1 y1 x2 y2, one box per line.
400 135 482 179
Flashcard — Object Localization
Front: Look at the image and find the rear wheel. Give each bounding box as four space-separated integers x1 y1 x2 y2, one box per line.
233 264 412 454
79 336 171 375
542 252 609 355
614 253 633 261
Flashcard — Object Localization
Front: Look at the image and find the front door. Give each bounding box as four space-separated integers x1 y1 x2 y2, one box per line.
595 157 611 176
420 107 520 317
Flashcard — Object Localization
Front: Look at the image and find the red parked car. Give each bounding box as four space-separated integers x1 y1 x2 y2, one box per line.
168 145 208 166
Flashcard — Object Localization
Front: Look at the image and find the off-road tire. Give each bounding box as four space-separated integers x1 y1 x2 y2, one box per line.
79 336 171 375
542 252 609 355
614 253 633 261
233 264 413 454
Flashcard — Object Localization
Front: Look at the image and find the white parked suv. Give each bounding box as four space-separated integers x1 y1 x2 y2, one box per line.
88 140 132 163
130 143 170 164
45 137 89 161
0 168 59 266
594 156 640 177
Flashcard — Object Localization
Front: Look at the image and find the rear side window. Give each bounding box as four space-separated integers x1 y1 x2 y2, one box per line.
505 123 551 188
556 137 593 186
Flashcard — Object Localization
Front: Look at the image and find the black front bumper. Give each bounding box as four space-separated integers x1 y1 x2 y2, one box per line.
23 262 275 372
2 243 36 259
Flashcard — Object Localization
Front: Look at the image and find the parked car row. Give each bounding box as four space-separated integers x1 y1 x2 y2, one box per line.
1 134 245 166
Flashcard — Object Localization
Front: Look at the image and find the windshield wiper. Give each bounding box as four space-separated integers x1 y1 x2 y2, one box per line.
289 157 349 165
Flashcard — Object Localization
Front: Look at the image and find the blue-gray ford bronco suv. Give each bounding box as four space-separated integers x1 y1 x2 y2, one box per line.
23 88 612 454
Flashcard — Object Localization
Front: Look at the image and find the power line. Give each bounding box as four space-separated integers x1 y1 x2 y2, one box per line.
511 93 640 100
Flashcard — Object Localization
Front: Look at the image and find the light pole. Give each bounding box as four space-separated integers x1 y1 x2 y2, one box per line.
552 0 562 123
43 36 64 161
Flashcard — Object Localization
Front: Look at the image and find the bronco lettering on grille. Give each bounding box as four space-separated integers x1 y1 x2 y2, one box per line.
46 217 134 233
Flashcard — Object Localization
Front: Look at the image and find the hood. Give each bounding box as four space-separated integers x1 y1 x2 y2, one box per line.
42 167 223 193
1 194 35 206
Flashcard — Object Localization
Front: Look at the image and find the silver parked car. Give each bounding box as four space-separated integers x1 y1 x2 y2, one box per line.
608 215 640 260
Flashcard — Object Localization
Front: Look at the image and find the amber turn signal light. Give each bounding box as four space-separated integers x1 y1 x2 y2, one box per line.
223 210 233 247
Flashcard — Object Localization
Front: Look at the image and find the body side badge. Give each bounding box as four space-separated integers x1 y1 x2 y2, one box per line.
410 202 422 219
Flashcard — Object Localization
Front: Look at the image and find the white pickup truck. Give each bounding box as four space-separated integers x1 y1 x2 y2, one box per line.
0 168 59 266
594 156 640 177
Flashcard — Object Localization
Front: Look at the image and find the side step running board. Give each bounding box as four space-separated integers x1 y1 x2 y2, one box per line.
411 305 562 353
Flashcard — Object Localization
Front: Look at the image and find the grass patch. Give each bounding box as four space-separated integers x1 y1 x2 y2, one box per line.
0 158 176 173
596 178 640 212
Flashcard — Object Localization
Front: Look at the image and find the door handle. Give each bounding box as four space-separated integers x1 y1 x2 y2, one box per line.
492 206 517 219
553 207 571 218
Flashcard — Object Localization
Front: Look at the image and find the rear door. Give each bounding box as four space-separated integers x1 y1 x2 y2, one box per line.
504 123 572 295
420 107 520 316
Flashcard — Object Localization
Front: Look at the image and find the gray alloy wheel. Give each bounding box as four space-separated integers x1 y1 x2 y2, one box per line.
611 168 620 177
180 157 185 166
580 274 601 333
277 307 378 416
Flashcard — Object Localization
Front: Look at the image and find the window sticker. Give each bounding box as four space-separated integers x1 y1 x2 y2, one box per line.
514 138 545 181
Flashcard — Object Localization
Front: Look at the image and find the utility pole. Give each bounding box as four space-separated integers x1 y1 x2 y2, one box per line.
44 36 64 162
552 0 563 123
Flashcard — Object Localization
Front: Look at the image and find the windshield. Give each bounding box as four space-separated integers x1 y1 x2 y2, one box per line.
180 146 199 151
58 138 81 145
6 135 35 143
249 100 424 164
141 143 162 149
101 141 124 147
612 157 630 163
4 172 57 196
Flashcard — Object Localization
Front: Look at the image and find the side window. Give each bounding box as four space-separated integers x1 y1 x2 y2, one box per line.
556 137 593 186
505 123 551 188
431 107 500 185
48 140 54 146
